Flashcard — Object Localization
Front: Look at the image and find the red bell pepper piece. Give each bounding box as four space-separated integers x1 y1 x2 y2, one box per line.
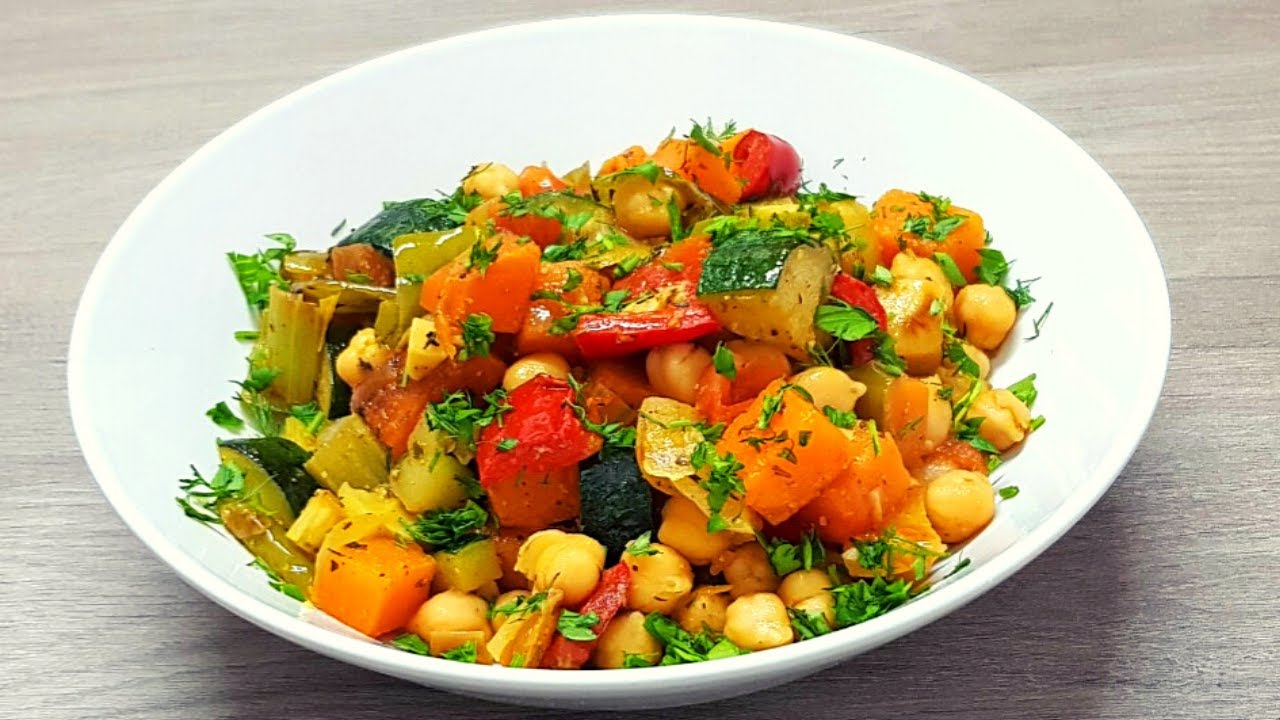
732 130 802 201
829 273 888 365
572 302 720 359
475 375 601 487
613 235 712 296
542 563 633 669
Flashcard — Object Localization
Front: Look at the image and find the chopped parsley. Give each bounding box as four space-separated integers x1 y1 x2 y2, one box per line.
689 441 746 532
999 486 1021 500
902 192 967 242
175 463 245 524
622 653 656 668
425 390 509 454
1006 277 1038 309
542 237 588 262
206 401 244 432
666 197 686 242
459 313 495 359
823 406 857 429
815 302 880 342
625 531 659 557
288 402 325 435
944 338 981 378
850 527 944 581
227 233 295 311
556 610 600 642
233 330 260 342
491 591 548 619
831 577 915 627
869 265 894 287
391 633 432 656
604 160 662 183
688 118 738 157
789 608 833 640
249 558 306 601
642 612 747 665
496 438 518 452
932 252 967 287
613 254 644 279
796 182 857 211
763 530 827 576
237 366 281 393
712 343 737 380
873 333 907 377
561 268 584 293
405 500 489 553
1027 301 1054 340
1006 374 1039 408
441 641 478 663
975 248 1009 286
955 417 1000 455
466 237 501 274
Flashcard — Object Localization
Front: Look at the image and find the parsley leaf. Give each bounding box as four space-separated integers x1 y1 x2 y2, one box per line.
622 653 656 668
764 530 827 576
466 237 501 274
975 248 1009 286
944 339 981 378
666 197 686 242
249 557 305 601
425 390 508 455
175 463 245 524
789 608 833 640
441 641 477 663
613 254 644 279
873 333 906 377
1006 277 1038 309
227 233 295 311
562 268 583 293
625 531 659 557
460 313 495 359
1006 373 1038 408
234 330 260 342
822 406 857 429
405 500 489 553
606 160 662 184
999 486 1020 500
831 577 915 627
206 401 244 432
690 442 745 532
391 633 432 656
688 118 737 156
933 252 968 287
869 265 893 287
496 438 518 452
288 401 325 435
712 343 737 380
849 527 944 580
815 302 880 342
642 612 747 665
557 610 600 642
492 591 548 619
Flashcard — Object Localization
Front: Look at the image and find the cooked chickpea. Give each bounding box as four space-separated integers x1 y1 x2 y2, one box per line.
925 469 997 543
594 611 663 669
792 592 836 627
335 327 392 387
789 366 867 414
489 590 530 631
723 593 794 651
407 590 491 639
462 162 519 200
776 568 833 607
502 352 570 391
624 542 694 614
535 541 605 606
646 343 713 404
968 388 1033 451
717 543 780 598
891 253 954 313
675 585 732 635
658 496 735 565
921 375 954 451
613 177 685 238
954 284 1017 350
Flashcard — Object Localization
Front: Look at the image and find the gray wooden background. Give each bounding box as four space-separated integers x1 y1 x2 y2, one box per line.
3 1 1278 718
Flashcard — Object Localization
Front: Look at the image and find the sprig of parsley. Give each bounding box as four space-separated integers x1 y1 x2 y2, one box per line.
249 558 305 601
206 401 244 432
816 301 880 342
690 441 745 532
642 612 747 665
831 577 915 627
288 401 325 435
227 233 295 311
763 530 827 576
625 531 659 557
459 313 495 359
712 343 737 380
405 500 489 553
391 633 432 656
557 610 600 642
175 463 246 525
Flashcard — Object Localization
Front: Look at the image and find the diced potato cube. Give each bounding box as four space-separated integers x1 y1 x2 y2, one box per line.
286 489 345 553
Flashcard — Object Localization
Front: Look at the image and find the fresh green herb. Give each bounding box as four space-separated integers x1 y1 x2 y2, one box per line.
441 641 478 663
238 391 280 437
642 612 747 665
1006 277 1038 309
466 237 501 274
975 248 1009 286
867 418 881 456
606 160 662 184
542 237 588 262
987 454 1003 473
340 189 480 253
873 334 906 377
757 388 787 430
206 401 244 432
391 633 432 656
564 375 637 451
764 530 827 576
690 441 746 533
929 298 945 316
816 302 880 342
811 210 846 239
869 265 894 287
945 557 973 579
701 215 746 244
712 343 737 380
175 463 245 524
688 118 737 156
249 558 306 601
227 233 296 311
944 339 981 378
919 191 952 215
666 197 686 242
831 577 915 627
662 261 685 272
234 330 260 342
625 531 659 557
557 610 600 642
999 486 1021 500
796 183 856 211
459 313 495 359
622 653 656 668
288 401 325 435
955 417 1000 454
237 366 280 393
562 268 584 293
492 591 548 619
602 289 631 312
425 391 507 454
850 527 943 580
823 406 857 429
1006 373 1039 408
932 252 968 287
901 192 967 242
1029 415 1046 431
496 438 518 452
789 608 833 640
1027 301 1054 340
405 501 489 553
613 254 644 279
509 654 526 668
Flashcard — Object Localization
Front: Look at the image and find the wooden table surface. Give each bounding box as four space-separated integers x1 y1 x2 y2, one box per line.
4 1 1278 718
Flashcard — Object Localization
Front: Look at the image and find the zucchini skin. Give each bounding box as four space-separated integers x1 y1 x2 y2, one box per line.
697 229 804 296
217 437 317 516
336 194 473 255
579 450 655 563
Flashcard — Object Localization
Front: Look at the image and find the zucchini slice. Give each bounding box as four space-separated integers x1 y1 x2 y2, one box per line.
217 437 318 522
304 414 389 492
579 450 655 562
315 341 352 420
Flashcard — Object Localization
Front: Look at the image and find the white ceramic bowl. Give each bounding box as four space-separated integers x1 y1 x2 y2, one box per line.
68 14 1170 711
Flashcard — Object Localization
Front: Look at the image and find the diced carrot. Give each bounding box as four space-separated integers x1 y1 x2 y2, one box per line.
493 212 564 248
784 425 914 545
330 244 395 287
423 232 542 337
312 534 436 638
352 352 505 457
883 375 932 471
486 466 580 529
587 359 653 410
651 138 691 176
598 145 649 176
518 165 569 197
516 262 610 359
683 142 743 206
848 485 945 581
869 189 987 282
718 381 852 525
692 341 791 424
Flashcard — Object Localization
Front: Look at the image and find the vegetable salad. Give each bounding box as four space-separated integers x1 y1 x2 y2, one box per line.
183 120 1046 669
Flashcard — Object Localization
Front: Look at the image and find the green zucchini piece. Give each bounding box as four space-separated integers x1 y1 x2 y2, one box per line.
218 500 314 592
390 423 474 513
315 341 351 420
580 450 655 563
217 437 317 521
336 190 480 255
304 414 389 491
697 228 805 296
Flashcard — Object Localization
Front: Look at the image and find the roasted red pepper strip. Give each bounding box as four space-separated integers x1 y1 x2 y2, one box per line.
829 273 888 365
542 563 633 669
572 302 721 359
732 130 803 202
613 235 712 296
475 375 601 487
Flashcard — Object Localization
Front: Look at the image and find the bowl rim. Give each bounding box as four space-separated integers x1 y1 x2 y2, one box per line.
67 12 1171 697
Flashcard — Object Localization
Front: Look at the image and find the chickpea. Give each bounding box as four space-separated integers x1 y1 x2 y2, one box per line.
716 543 780 598
462 162 519 200
921 375 954 451
925 470 996 543
658 496 735 565
792 592 836 627
502 352 570 391
489 590 530 631
613 176 681 238
954 284 1017 350
789 366 867 414
534 541 605 606
407 590 491 639
645 343 713 404
675 585 732 635
776 568 833 607
968 388 1033 451
723 593 794 651
624 542 694 614
335 328 392 387
594 611 663 669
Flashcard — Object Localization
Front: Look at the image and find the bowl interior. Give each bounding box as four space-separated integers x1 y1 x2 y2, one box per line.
68 14 1168 710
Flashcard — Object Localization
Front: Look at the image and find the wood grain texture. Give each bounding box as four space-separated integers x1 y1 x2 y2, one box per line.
2 1 1278 718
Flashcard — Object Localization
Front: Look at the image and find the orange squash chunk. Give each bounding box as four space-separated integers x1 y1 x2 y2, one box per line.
312 535 436 637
